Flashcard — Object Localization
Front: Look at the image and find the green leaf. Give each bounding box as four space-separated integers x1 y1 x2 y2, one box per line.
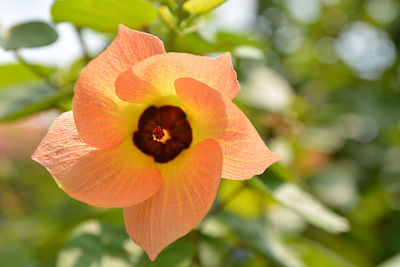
253 165 350 233
0 35 6 48
0 82 70 122
58 220 195 267
57 220 136 267
377 253 400 267
286 236 355 267
53 58 86 86
173 32 218 54
216 31 267 50
0 243 34 267
218 179 269 219
172 30 267 54
197 234 231 267
159 5 177 31
51 0 157 33
0 64 54 90
138 237 195 266
183 0 227 14
218 213 305 267
3 21 58 50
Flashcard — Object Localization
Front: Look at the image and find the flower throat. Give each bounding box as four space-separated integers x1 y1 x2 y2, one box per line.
133 105 192 163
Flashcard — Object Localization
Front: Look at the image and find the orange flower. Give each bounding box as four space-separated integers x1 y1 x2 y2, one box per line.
32 25 281 260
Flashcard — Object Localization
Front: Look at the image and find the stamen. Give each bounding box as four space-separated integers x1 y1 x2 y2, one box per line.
152 126 171 143
152 126 164 140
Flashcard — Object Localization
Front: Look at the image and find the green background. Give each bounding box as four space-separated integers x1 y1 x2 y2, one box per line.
1 0 400 266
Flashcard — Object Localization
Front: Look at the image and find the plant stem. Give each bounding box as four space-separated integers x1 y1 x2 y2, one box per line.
13 50 51 82
166 29 177 52
75 26 91 63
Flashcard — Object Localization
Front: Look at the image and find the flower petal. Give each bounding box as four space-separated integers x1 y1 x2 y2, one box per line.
32 111 93 181
66 143 162 207
175 77 281 180
115 67 159 103
123 139 223 260
131 52 240 100
32 111 162 207
73 25 165 150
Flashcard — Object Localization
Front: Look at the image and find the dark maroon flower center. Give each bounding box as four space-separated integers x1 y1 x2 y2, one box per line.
133 105 192 163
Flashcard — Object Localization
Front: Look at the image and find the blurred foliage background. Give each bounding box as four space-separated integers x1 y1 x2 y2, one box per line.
1 0 400 266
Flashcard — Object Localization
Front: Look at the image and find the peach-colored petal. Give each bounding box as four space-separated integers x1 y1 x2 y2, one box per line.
73 25 165 150
175 77 281 180
32 111 162 207
115 67 159 103
131 52 240 100
32 111 93 180
65 143 162 207
123 139 223 260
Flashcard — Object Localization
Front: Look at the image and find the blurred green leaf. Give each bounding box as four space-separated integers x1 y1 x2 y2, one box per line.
218 179 269 219
0 36 6 48
51 0 157 33
304 229 374 267
218 213 305 267
377 253 400 267
137 237 195 267
198 234 231 267
183 0 227 14
216 31 267 50
350 184 390 227
0 64 53 90
58 220 195 267
159 5 177 31
57 220 134 267
268 163 295 182
173 31 267 55
254 165 350 233
2 21 58 50
0 243 34 267
53 58 86 86
173 32 217 54
287 236 355 267
0 83 70 122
